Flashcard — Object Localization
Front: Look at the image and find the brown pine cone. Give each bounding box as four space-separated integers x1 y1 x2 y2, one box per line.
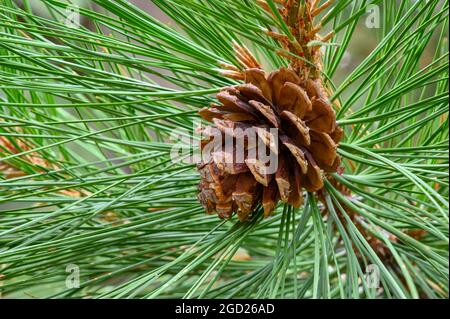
197 67 343 221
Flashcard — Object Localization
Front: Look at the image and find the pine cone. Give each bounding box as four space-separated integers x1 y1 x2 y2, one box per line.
197 67 343 221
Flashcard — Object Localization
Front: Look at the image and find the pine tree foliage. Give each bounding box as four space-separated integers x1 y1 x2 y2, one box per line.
0 0 448 298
